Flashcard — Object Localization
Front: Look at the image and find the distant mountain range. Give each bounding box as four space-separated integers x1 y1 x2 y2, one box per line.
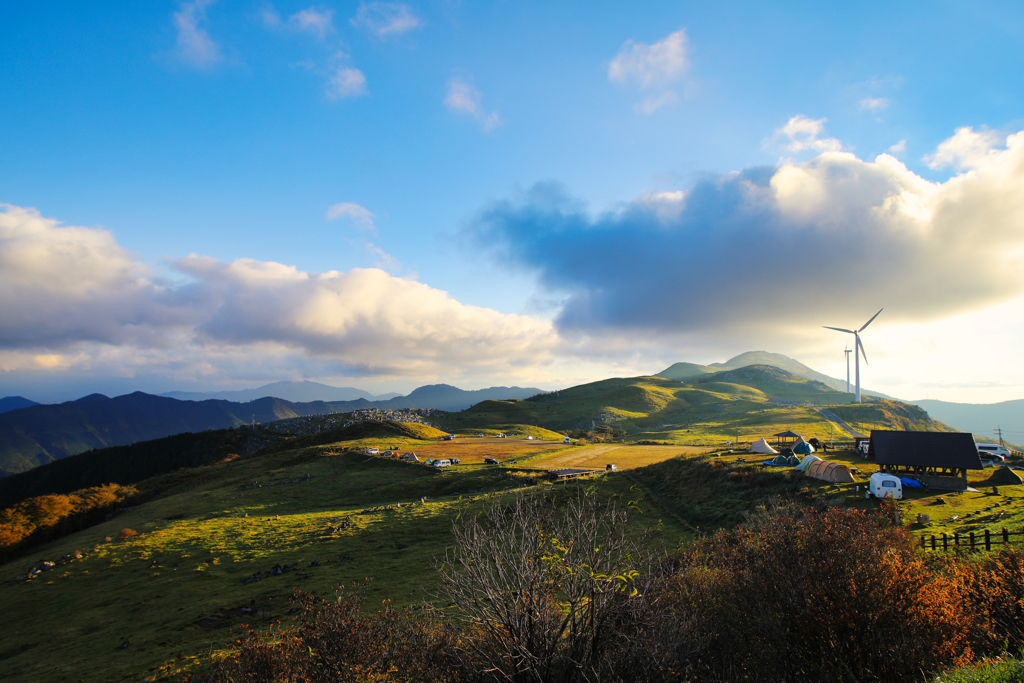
0 384 542 477
160 380 400 403
911 399 1023 445
658 350 895 399
0 396 39 414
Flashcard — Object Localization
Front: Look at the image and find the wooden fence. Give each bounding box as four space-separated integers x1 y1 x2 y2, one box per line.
919 527 1024 552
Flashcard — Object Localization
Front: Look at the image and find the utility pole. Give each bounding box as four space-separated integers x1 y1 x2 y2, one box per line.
996 426 1004 447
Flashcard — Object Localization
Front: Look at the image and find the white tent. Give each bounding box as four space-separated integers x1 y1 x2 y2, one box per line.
795 454 822 471
750 438 778 455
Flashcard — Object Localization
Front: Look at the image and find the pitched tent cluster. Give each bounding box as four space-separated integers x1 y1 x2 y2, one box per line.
805 460 856 483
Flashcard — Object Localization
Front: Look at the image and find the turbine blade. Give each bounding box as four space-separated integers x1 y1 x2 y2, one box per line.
858 335 869 365
859 308 883 333
823 326 855 334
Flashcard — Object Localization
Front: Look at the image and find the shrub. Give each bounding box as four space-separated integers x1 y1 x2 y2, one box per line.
117 528 139 539
669 502 983 682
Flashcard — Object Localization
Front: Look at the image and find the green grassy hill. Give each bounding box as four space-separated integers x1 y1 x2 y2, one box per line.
442 365 946 446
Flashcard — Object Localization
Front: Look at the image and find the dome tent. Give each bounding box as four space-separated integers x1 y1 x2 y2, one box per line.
750 438 778 455
796 454 822 471
793 440 815 455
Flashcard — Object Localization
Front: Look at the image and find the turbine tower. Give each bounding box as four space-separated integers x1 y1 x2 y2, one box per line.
824 309 883 403
844 345 852 394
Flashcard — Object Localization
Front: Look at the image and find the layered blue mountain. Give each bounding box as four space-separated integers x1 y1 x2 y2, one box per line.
0 385 541 477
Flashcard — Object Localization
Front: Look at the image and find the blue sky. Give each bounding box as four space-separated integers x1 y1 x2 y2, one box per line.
2 0 1024 404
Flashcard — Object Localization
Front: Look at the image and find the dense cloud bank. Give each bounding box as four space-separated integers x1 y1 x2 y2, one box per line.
469 127 1024 335
0 204 557 380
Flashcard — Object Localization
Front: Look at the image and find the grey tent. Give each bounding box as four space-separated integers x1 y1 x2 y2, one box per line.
750 438 778 455
771 454 793 465
988 466 1023 485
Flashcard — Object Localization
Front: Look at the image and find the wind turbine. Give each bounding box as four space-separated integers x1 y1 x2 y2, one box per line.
824 309 883 403
844 345 852 394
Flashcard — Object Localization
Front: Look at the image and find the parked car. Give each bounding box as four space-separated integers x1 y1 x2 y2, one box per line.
484 457 499 465
432 459 451 468
449 458 461 465
977 443 1011 461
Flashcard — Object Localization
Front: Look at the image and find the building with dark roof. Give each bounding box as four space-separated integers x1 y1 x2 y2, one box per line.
870 430 982 478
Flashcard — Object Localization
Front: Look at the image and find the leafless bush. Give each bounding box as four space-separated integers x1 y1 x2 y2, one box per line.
437 488 691 683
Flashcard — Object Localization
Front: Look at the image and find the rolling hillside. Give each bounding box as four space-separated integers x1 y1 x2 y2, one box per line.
658 351 895 399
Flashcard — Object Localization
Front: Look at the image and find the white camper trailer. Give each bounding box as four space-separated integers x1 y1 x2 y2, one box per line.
867 472 903 500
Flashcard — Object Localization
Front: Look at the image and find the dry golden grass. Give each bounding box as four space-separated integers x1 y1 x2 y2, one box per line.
393 436 569 464
525 444 711 472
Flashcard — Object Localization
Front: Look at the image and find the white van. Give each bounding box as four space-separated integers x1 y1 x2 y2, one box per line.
977 444 1012 461
563 436 572 444
867 472 902 500
432 459 451 468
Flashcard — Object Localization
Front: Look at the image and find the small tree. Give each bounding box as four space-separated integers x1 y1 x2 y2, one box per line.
437 489 667 683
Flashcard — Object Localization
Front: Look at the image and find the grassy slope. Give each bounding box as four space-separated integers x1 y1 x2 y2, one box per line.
0 434 688 682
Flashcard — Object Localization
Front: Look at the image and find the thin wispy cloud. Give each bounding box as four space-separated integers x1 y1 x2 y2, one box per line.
445 77 502 132
608 29 688 114
766 115 844 153
858 97 890 112
326 65 368 99
888 139 906 154
326 202 377 231
263 6 336 40
172 0 223 68
351 2 422 37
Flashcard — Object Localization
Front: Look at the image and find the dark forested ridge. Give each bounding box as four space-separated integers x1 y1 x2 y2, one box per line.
0 385 542 478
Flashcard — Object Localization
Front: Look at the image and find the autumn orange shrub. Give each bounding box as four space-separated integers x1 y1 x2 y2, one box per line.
0 483 137 561
667 502 986 682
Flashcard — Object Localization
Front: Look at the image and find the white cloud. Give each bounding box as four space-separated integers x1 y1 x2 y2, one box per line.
288 7 335 39
0 203 558 386
608 29 688 115
608 29 688 88
888 139 906 154
351 2 422 37
262 6 335 39
326 66 367 99
925 126 1005 171
445 77 502 132
767 115 844 153
326 202 377 231
858 97 890 112
470 126 1024 348
172 0 223 68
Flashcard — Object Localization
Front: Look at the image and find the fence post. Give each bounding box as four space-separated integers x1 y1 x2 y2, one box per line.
943 533 948 552
970 531 975 550
1003 528 1010 545
954 533 959 548
985 529 991 551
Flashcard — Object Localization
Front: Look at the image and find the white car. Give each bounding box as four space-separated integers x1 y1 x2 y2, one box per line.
977 444 1011 461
